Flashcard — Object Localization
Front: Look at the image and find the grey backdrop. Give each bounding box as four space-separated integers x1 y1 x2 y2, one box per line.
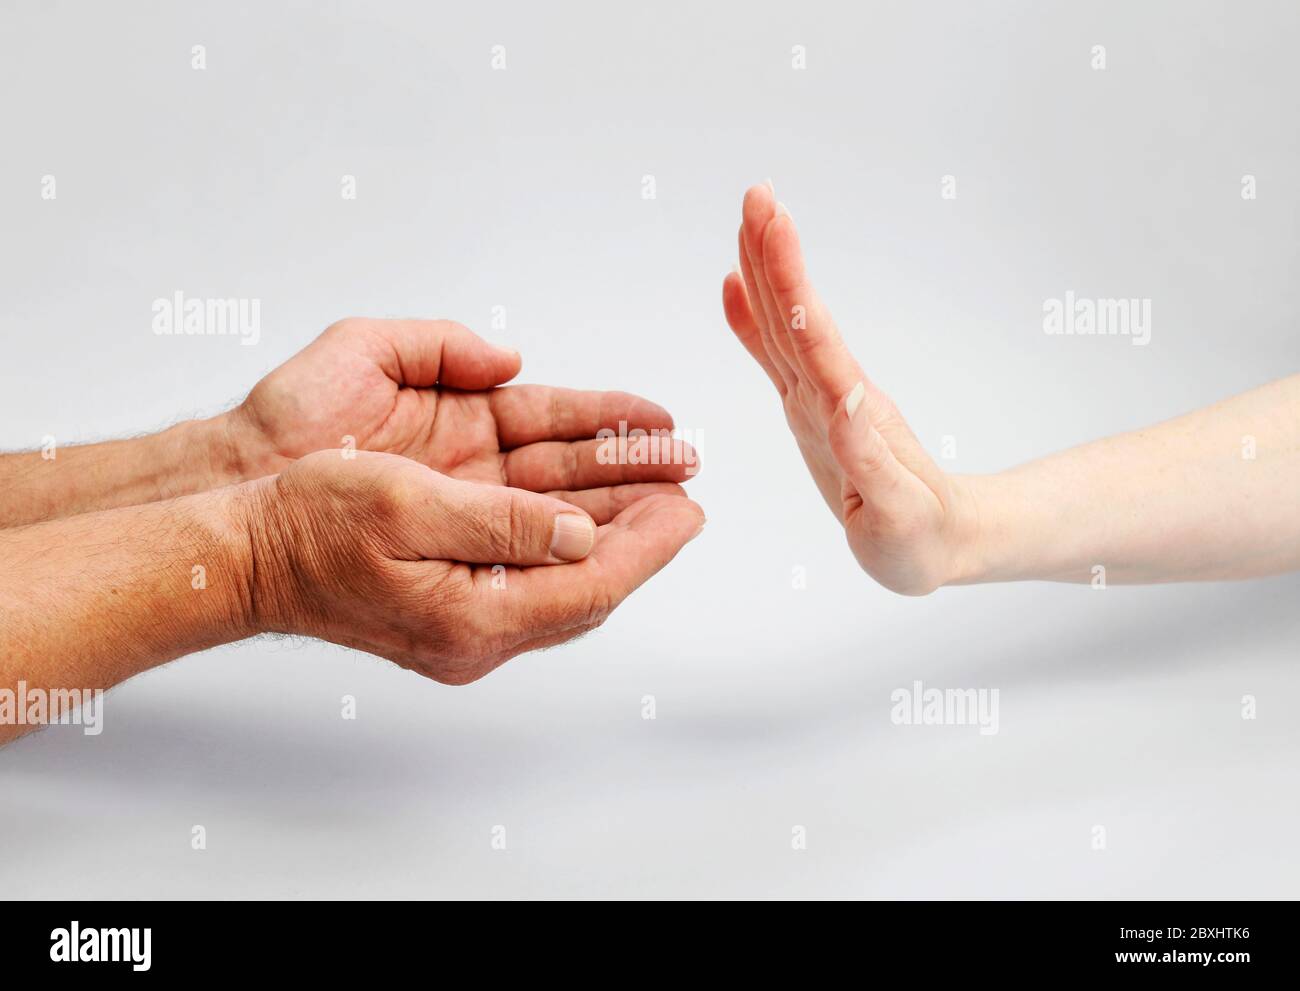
1 0 1297 898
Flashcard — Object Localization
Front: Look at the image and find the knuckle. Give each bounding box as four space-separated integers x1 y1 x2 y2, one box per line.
364 477 407 527
548 389 565 437
563 442 582 487
790 322 825 355
432 318 469 338
475 495 517 561
476 492 545 561
507 494 541 558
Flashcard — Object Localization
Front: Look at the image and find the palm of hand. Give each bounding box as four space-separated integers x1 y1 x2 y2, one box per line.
233 318 695 521
783 389 849 520
784 371 957 595
247 358 505 483
722 187 972 595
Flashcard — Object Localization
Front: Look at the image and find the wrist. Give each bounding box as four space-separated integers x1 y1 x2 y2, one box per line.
223 473 303 637
943 474 996 586
193 482 263 643
946 471 1053 586
200 406 282 488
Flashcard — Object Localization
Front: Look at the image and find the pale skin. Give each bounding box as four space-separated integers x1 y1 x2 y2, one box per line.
722 183 1300 593
0 319 704 744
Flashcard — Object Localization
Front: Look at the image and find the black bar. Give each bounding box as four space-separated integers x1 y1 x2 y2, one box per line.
0 900 1285 979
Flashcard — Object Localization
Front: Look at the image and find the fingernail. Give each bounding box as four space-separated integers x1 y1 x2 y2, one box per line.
731 262 742 279
550 513 596 561
765 178 775 195
845 381 866 420
493 342 520 359
776 201 792 220
690 518 707 541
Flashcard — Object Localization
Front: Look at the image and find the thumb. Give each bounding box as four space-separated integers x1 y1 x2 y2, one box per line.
431 321 523 390
406 474 597 566
828 381 915 519
363 319 521 389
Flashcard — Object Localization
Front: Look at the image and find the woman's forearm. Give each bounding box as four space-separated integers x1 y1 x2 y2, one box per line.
724 187 1300 594
955 374 1300 585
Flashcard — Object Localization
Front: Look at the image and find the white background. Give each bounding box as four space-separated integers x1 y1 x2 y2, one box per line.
1 0 1297 898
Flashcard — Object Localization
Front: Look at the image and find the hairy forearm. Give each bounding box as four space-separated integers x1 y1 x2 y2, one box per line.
955 374 1300 585
0 412 253 528
0 486 254 743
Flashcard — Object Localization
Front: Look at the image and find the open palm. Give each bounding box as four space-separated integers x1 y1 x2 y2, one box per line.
721 186 975 594
233 318 696 523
